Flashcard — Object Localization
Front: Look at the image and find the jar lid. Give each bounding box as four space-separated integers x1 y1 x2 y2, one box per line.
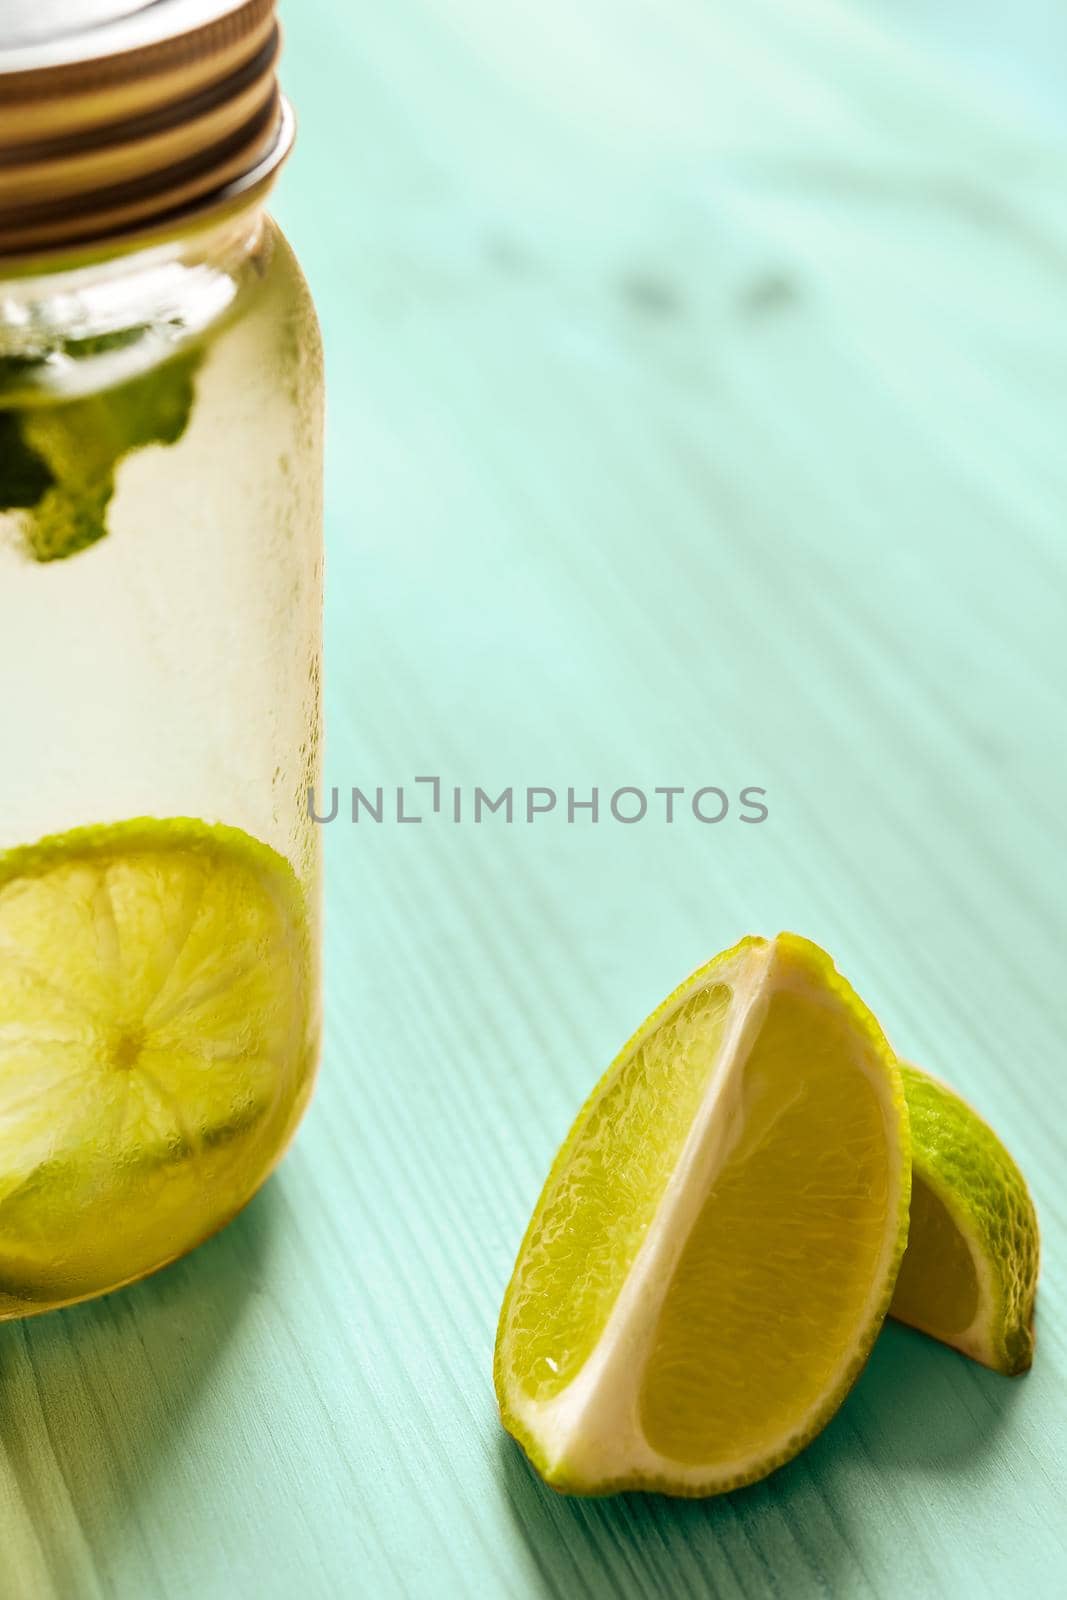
0 0 292 259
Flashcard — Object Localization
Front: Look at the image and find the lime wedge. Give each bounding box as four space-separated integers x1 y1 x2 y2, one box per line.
0 818 317 1317
494 934 910 1495
891 1063 1039 1374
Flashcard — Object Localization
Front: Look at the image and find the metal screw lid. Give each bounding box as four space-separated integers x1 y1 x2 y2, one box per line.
0 0 293 258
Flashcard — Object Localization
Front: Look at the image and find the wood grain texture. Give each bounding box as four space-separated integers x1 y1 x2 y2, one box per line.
3 0 1067 1594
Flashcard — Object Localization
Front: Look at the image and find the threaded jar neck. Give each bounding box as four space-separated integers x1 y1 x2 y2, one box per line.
0 1 291 262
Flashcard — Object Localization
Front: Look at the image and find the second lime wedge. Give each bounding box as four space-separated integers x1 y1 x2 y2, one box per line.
891 1063 1039 1374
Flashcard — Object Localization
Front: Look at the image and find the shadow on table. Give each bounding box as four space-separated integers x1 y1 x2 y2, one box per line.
497 1428 858 1600
0 1178 279 1595
824 1315 1025 1473
498 1320 1025 1599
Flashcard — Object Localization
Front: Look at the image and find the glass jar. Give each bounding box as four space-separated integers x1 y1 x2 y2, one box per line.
0 3 323 1316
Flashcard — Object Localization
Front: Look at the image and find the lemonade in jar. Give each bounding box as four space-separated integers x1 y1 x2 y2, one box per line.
0 0 324 1316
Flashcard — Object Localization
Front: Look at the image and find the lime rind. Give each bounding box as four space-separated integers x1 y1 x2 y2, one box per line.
895 1063 1039 1375
0 815 300 903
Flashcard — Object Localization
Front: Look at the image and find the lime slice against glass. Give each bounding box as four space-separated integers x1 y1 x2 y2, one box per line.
0 817 317 1317
495 934 911 1496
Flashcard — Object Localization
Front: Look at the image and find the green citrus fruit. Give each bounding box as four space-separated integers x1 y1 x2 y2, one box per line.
0 817 318 1318
495 934 910 1495
891 1063 1039 1374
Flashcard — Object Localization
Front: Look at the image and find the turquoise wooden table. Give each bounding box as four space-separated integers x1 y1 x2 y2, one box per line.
3 2 1067 1594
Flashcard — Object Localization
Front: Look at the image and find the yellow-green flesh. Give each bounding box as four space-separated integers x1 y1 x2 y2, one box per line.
640 987 893 1465
508 983 731 1403
891 1171 979 1339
